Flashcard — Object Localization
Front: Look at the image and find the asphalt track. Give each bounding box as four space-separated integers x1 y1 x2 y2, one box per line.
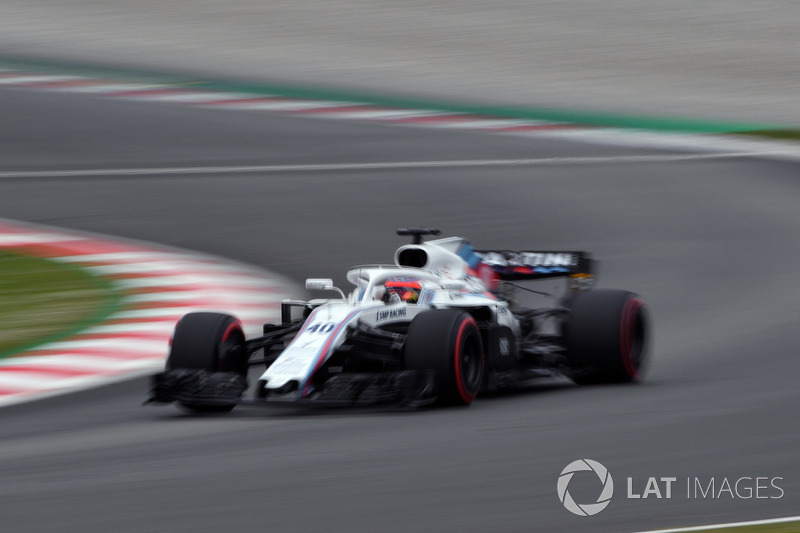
1 87 799 532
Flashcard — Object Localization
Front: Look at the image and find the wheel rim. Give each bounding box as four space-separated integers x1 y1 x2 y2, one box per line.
454 319 482 402
219 321 246 375
460 335 482 390
629 307 646 370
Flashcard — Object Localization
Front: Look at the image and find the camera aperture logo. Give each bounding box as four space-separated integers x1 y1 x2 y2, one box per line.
557 459 614 516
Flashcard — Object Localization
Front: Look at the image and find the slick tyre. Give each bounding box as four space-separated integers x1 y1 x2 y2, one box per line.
167 312 247 412
564 289 649 384
404 310 484 406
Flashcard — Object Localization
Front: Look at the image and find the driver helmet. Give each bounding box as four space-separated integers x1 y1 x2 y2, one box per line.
384 278 422 303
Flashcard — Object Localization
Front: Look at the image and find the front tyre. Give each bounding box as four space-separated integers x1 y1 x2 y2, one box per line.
404 310 484 405
564 289 649 384
167 312 247 412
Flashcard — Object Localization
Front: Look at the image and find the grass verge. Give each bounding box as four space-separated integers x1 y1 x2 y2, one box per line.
0 249 120 358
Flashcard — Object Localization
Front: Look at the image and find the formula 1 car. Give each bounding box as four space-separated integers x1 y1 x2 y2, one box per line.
148 228 648 411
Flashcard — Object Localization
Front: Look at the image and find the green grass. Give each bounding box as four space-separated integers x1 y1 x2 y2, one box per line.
735 129 800 142
0 249 120 358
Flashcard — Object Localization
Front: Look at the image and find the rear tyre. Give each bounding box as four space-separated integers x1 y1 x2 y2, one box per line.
167 312 247 412
404 310 484 405
564 289 649 384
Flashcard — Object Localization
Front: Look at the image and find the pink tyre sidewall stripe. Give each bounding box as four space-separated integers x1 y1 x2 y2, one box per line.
619 298 643 379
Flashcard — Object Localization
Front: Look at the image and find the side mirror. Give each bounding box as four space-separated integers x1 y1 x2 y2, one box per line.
305 278 335 291
305 278 346 300
441 280 467 291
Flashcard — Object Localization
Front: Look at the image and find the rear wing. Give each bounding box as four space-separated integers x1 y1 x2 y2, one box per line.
475 251 594 279
459 246 596 290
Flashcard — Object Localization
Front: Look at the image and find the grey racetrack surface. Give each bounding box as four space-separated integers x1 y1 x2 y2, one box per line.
1 87 799 532
3 1 800 125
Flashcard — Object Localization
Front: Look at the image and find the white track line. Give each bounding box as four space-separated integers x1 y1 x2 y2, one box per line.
120 92 263 103
0 153 782 180
195 100 367 111
310 109 451 120
631 515 800 532
0 75 84 84
0 233 84 244
59 84 166 94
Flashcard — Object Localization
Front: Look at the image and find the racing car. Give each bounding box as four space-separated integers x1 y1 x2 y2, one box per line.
148 228 648 411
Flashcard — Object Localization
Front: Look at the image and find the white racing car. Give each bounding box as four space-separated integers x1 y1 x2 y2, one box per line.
148 228 649 411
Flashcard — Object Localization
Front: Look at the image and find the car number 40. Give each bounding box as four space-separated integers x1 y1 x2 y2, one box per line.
306 322 336 333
